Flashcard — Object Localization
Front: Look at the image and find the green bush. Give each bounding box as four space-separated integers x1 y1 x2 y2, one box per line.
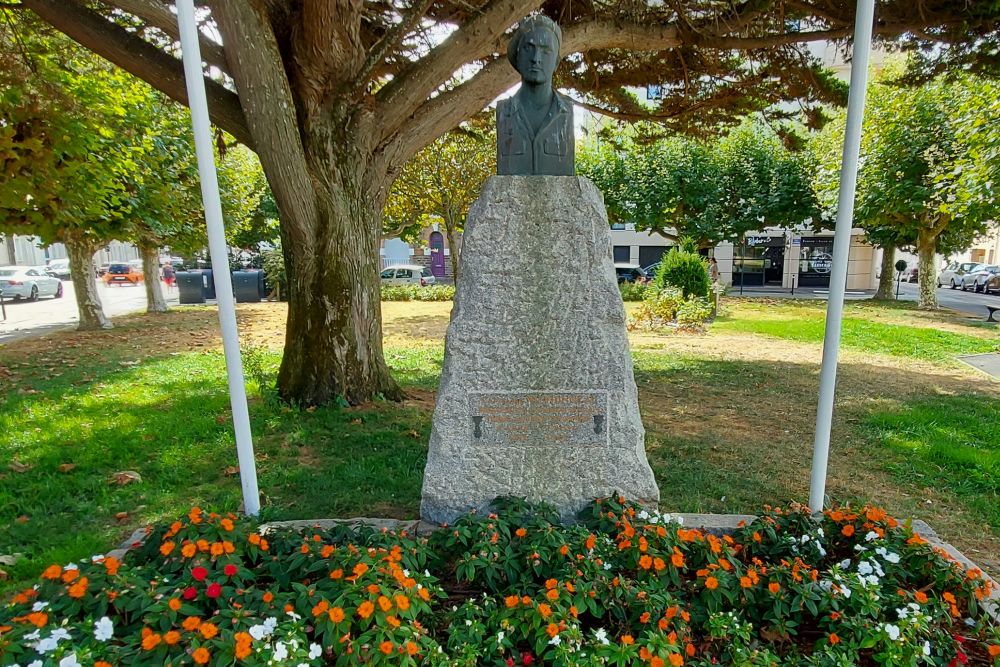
629 287 684 330
261 245 287 300
2 498 997 666
381 284 455 301
656 248 710 299
676 296 713 328
619 281 651 301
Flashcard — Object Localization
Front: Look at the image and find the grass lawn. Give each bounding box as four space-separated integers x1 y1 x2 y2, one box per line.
1 297 998 592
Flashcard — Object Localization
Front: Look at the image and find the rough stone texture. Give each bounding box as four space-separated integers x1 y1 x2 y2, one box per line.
420 175 659 524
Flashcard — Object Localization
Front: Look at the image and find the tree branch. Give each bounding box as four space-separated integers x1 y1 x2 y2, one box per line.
351 0 435 95
102 0 230 74
209 0 317 253
23 0 251 146
375 0 542 141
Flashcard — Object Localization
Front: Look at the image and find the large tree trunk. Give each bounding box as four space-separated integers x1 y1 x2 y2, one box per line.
139 243 168 313
275 156 403 406
63 232 111 330
444 213 461 285
873 246 897 300
916 226 939 310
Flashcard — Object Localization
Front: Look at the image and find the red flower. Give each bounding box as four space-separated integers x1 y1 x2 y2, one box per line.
506 660 514 667
182 586 198 600
191 566 208 582
522 653 534 666
206 582 222 599
223 564 238 577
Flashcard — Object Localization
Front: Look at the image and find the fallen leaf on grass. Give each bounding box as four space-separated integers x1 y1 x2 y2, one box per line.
223 466 240 476
0 569 7 580
350 418 362 425
109 471 142 485
15 516 29 524
58 463 76 473
9 461 32 473
407 430 420 438
0 554 22 566
115 511 129 521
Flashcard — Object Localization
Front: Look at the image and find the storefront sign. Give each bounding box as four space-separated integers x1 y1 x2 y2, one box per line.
745 235 771 247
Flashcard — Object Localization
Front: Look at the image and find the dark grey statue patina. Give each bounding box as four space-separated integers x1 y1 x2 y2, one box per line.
497 16 574 176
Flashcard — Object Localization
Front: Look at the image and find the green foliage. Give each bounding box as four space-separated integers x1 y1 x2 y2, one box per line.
618 281 651 302
381 285 455 301
656 249 710 299
628 287 684 329
579 120 823 244
261 244 286 299
221 146 279 253
676 297 713 328
2 498 996 666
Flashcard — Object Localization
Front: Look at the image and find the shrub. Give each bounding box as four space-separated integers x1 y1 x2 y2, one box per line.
656 248 710 299
676 297 713 329
2 499 997 666
619 281 651 302
260 246 286 301
630 286 684 330
381 285 455 301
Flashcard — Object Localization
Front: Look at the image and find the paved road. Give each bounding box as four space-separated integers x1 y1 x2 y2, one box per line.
895 281 1000 318
0 280 180 344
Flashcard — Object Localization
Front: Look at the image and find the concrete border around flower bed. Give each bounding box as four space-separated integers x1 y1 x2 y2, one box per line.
257 513 999 622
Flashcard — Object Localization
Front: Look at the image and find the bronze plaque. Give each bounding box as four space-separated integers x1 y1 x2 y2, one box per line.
469 391 608 447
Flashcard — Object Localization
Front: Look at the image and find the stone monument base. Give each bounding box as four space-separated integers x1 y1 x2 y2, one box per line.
420 176 659 524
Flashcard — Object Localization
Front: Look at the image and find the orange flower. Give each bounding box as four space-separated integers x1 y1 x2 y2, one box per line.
352 563 369 578
193 647 210 664
378 595 393 612
321 545 335 558
142 632 162 650
546 589 559 601
160 541 175 556
505 595 519 608
211 542 225 557
220 518 234 531
61 569 79 584
515 528 527 538
168 598 182 611
406 641 419 656
262 591 274 603
386 615 401 628
182 616 202 631
67 576 89 599
639 555 653 570
380 640 394 655
669 655 684 666
546 623 559 638
538 603 552 618
164 630 181 645
395 594 410 611
987 645 1000 658
200 622 219 639
41 565 62 580
841 525 855 537
330 568 344 580
621 634 634 645
915 591 929 604
768 582 781 594
418 587 431 601
248 533 261 545
95 662 112 667
313 600 330 617
189 507 203 524
330 607 345 623
103 556 120 576
25 612 47 628
585 534 597 551
640 612 651 624
704 576 719 590
740 576 752 589
671 549 685 568
829 633 840 645
181 543 197 558
357 601 375 619
686 644 696 657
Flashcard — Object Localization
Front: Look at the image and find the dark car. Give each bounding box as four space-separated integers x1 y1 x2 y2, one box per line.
903 267 918 283
614 263 647 284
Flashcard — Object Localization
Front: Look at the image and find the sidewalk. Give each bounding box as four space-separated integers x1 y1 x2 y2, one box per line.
726 286 876 300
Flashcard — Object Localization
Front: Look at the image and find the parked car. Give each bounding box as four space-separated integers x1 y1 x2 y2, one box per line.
102 263 144 286
938 261 980 288
380 264 436 286
615 263 647 284
960 264 1000 293
45 258 72 280
902 267 918 283
96 262 112 276
0 266 64 300
641 262 661 279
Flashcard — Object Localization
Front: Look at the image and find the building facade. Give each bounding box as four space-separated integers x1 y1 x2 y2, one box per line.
0 234 140 268
380 223 458 280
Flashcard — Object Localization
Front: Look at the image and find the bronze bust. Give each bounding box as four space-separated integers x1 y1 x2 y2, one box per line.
497 16 574 176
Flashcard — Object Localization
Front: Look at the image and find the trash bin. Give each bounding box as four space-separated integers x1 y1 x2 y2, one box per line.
232 270 263 303
201 268 217 300
177 271 206 304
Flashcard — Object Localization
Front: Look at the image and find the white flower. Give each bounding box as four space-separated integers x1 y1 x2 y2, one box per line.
94 616 114 642
884 552 900 564
465 619 473 626
838 559 851 569
91 555 104 562
638 510 650 520
35 637 59 654
841 587 852 599
800 535 811 544
31 602 48 612
896 607 909 620
28 662 43 667
403 569 410 577
249 616 277 640
64 563 78 571
59 655 81 667
865 531 879 542
857 561 873 576
273 641 288 661
548 634 561 646
594 628 609 645
923 641 931 656
816 527 824 537
603 562 612 571
309 643 322 659
286 610 301 620
24 630 41 641
884 624 901 641
497 631 505 644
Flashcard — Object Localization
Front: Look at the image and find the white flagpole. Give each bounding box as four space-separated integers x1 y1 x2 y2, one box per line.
176 0 260 516
809 0 876 513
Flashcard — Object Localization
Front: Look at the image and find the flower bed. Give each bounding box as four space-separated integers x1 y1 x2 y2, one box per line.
2 497 998 666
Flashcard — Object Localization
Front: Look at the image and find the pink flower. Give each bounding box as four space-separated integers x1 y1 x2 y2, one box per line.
191 566 208 582
206 582 222 599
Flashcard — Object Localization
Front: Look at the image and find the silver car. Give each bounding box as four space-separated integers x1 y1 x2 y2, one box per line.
0 266 64 301
380 264 437 286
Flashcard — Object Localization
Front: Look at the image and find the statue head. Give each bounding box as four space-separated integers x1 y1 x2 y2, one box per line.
507 15 562 85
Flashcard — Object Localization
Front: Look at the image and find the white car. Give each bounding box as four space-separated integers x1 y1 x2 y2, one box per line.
938 261 979 289
0 266 64 301
380 264 436 286
960 264 1000 293
46 258 72 280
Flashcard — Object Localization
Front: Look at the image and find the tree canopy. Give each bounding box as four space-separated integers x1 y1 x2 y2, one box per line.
579 120 821 245
19 0 1000 404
